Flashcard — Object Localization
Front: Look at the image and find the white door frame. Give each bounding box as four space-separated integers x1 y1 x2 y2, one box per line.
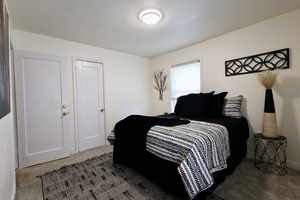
15 50 71 168
72 57 106 153
10 42 19 168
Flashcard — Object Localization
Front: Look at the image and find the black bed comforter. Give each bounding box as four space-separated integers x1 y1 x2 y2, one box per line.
113 114 249 200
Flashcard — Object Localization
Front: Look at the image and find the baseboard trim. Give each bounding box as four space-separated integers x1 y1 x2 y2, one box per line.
11 181 16 200
287 160 300 171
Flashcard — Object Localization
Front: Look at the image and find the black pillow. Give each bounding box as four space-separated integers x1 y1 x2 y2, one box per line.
208 92 228 117
174 95 185 115
174 92 214 117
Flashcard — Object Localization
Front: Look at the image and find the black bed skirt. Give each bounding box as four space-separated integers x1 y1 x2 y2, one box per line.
114 140 247 200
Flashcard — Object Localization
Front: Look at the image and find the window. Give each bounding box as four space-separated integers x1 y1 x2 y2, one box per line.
170 61 201 111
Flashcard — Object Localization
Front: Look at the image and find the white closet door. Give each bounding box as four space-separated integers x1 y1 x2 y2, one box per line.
15 51 70 168
75 59 105 151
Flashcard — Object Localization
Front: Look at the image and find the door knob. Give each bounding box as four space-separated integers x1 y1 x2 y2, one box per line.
100 109 105 112
62 111 70 116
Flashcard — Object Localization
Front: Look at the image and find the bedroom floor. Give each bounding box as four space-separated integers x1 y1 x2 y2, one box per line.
16 146 300 200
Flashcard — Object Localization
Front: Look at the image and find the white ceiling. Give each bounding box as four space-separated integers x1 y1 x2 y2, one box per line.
8 0 300 57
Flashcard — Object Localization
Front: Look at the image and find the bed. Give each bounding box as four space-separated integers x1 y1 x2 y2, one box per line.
108 92 249 200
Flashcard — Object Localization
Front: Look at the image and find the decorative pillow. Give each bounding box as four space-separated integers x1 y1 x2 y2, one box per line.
208 92 228 117
174 92 214 117
174 95 185 115
223 95 243 118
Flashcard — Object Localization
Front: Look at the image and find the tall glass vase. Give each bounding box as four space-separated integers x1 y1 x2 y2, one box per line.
263 89 279 137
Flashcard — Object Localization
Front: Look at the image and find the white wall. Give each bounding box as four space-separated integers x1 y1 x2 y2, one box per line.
151 9 300 170
0 114 16 200
12 30 153 154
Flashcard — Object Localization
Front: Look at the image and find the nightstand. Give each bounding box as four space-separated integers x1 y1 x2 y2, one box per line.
254 134 287 175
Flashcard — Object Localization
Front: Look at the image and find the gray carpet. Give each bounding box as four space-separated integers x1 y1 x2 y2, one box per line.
40 153 224 200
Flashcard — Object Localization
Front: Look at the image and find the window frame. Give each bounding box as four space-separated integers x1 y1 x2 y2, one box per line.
170 60 201 112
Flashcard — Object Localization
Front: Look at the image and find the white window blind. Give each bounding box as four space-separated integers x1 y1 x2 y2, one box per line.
170 61 201 111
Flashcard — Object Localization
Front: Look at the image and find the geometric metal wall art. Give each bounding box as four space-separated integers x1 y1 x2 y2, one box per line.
225 48 290 76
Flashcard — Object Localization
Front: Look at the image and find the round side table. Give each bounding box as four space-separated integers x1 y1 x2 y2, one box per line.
254 134 287 175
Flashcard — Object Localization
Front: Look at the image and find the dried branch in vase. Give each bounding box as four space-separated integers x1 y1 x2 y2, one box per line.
154 71 167 101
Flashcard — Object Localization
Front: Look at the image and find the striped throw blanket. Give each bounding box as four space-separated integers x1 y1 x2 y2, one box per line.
109 120 230 199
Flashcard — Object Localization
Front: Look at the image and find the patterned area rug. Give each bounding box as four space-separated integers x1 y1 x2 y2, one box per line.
41 153 224 200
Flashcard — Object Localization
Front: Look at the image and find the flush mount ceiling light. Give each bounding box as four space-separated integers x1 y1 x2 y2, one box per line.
139 9 162 25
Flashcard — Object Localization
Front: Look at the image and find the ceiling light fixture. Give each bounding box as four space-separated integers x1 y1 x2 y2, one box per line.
139 9 162 25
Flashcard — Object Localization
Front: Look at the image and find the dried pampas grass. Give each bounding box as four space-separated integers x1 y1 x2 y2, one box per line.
154 71 167 101
257 70 279 89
